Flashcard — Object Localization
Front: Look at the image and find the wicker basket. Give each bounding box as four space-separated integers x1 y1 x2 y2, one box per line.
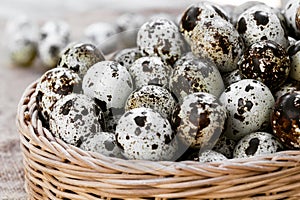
17 80 300 200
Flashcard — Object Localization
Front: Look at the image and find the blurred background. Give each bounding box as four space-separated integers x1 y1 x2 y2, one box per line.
0 0 285 199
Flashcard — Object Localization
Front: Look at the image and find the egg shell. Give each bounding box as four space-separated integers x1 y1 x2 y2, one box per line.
38 20 70 68
128 56 171 89
80 131 122 158
219 79 275 141
222 69 243 88
236 4 289 48
112 47 142 70
283 0 300 38
238 40 290 91
288 41 300 81
84 22 119 54
179 3 243 72
213 135 236 158
198 150 227 163
172 92 227 149
116 107 178 161
58 42 105 78
82 61 133 113
233 132 283 158
271 91 300 149
125 85 177 119
6 16 38 66
49 93 105 146
36 68 81 122
137 17 185 66
169 54 224 103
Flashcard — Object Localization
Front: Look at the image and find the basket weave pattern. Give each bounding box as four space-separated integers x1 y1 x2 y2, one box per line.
17 80 300 199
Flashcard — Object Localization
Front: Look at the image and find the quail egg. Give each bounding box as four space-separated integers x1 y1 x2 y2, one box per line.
5 16 38 66
238 40 290 91
57 42 105 78
198 150 227 163
38 20 70 68
112 47 142 70
236 4 289 48
219 79 275 141
36 68 81 122
172 92 227 149
233 132 283 158
125 85 177 119
271 91 300 149
213 135 236 158
116 107 178 161
80 131 122 158
169 54 225 103
283 0 300 38
84 22 119 54
82 61 133 116
49 93 105 146
179 2 244 72
128 56 171 89
137 17 185 66
288 41 300 81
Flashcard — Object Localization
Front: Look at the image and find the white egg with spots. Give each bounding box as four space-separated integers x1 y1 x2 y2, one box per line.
137 17 185 66
125 85 177 119
38 20 70 68
219 79 275 141
287 41 300 81
112 47 142 70
172 92 227 149
198 150 227 163
82 61 133 114
36 68 81 121
116 107 177 161
128 56 171 89
236 4 289 48
283 0 300 38
58 42 105 78
169 54 224 103
233 132 283 158
49 94 105 146
80 131 122 158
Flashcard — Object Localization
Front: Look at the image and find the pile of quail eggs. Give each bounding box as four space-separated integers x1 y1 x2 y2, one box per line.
27 0 300 162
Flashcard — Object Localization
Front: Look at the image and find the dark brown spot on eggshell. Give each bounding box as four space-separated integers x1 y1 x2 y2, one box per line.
134 116 147 127
181 6 201 32
245 138 259 156
237 17 247 34
253 11 269 26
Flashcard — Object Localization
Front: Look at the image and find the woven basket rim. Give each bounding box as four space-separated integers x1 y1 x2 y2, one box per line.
16 79 300 199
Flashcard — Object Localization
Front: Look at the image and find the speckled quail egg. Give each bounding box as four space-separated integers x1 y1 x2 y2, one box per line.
137 17 185 66
238 40 290 91
57 42 105 78
38 20 70 68
36 68 81 122
283 0 300 38
179 3 244 72
80 131 122 158
169 54 224 103
125 85 177 119
82 61 133 116
116 13 146 48
116 107 178 161
112 47 142 70
5 16 38 66
84 22 119 54
198 150 227 163
222 69 243 88
236 4 289 48
271 91 300 149
172 92 227 149
219 79 275 141
128 56 171 89
213 135 236 158
274 80 300 100
233 132 283 158
288 41 300 81
49 93 105 146
230 1 265 25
